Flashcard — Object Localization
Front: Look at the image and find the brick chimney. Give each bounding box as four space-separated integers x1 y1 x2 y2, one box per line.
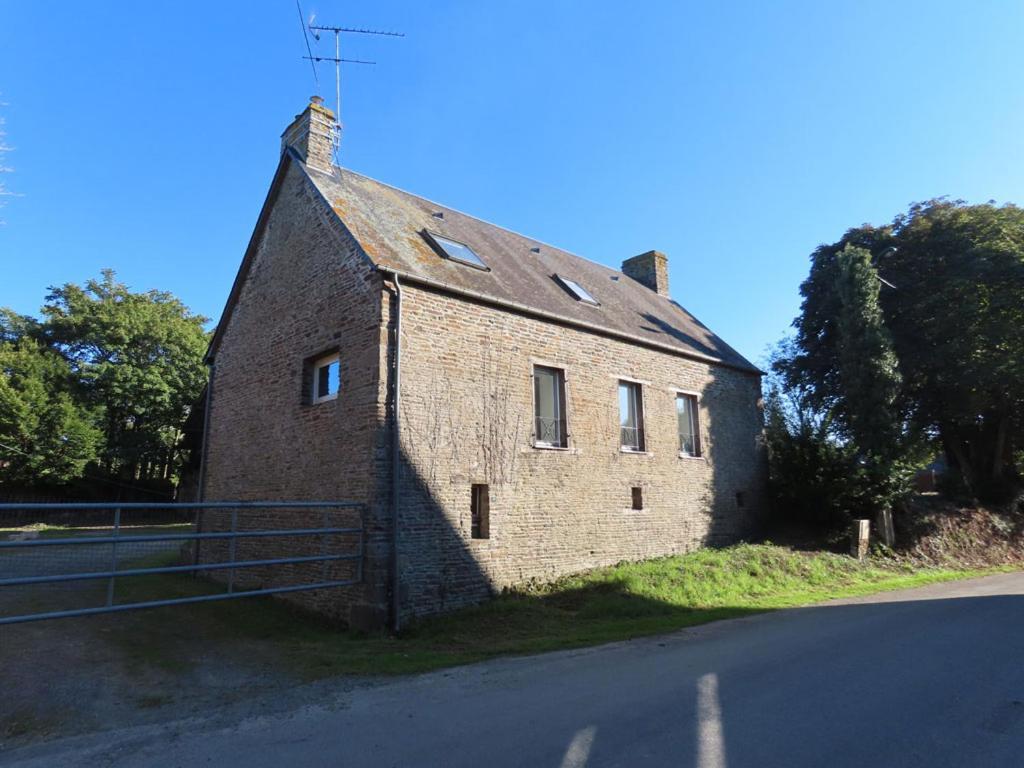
280 96 337 175
622 250 670 296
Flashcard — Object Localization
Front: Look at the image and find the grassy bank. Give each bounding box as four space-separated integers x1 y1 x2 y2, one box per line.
103 543 996 679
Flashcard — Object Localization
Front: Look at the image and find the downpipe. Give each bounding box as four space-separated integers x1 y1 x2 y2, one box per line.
390 274 402 633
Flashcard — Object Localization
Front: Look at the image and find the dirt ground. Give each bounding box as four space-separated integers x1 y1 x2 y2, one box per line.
0 530 366 751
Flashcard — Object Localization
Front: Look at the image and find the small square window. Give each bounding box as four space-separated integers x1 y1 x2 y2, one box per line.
554 275 599 306
312 353 340 403
631 487 643 511
677 394 701 457
471 484 490 539
423 231 488 270
619 381 645 451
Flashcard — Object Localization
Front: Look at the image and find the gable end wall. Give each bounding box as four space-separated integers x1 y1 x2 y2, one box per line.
203 162 391 625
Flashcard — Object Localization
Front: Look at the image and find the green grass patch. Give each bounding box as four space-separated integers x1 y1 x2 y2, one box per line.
0 523 193 540
94 543 999 680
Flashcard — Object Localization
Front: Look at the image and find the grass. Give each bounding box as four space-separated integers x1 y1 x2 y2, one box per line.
96 543 998 680
0 522 194 537
0 522 193 540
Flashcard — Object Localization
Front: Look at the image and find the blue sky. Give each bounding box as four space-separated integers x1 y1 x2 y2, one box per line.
2 1 1022 365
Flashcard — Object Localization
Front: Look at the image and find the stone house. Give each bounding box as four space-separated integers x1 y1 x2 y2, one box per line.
201 98 766 629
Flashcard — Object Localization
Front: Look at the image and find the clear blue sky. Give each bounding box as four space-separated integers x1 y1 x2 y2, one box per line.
2 1 1023 365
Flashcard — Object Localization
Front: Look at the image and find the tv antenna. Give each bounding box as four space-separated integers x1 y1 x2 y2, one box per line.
302 17 404 158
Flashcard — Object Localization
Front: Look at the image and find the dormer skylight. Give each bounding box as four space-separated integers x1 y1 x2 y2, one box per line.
554 274 599 306
422 231 488 271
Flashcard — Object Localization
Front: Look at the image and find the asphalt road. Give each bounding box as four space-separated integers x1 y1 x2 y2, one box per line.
5 572 1024 768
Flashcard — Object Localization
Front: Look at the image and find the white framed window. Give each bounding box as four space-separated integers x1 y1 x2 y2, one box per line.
677 393 701 457
312 353 340 403
618 380 645 451
533 365 568 448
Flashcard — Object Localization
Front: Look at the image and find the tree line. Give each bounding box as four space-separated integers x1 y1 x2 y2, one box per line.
768 199 1024 529
0 270 208 494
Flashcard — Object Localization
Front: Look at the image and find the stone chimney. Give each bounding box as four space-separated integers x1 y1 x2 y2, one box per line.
621 250 670 296
280 96 337 174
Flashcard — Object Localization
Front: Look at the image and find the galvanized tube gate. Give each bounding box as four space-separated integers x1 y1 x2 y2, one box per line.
0 501 364 625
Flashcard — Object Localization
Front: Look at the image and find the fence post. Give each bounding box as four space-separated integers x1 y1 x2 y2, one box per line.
851 519 870 561
227 507 238 593
877 508 895 548
106 507 122 606
357 524 364 583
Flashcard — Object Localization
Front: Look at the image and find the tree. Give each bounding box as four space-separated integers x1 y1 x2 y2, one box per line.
832 246 910 519
0 339 101 484
881 201 1024 497
764 341 875 528
787 200 1024 501
40 270 210 481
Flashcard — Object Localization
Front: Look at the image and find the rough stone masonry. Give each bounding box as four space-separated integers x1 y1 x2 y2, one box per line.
200 99 767 628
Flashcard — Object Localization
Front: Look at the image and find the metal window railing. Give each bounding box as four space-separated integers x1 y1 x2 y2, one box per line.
535 417 567 447
620 425 645 451
0 501 364 625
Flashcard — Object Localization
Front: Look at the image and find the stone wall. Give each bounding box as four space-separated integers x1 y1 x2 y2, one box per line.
388 279 766 619
204 159 766 627
202 160 391 625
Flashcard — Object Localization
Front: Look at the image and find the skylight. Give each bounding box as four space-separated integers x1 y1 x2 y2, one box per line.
555 275 599 306
423 231 488 270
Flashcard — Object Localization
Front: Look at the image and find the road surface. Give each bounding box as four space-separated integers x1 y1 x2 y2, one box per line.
4 572 1024 767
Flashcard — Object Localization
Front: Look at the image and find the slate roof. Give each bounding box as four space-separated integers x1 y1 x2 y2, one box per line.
303 158 759 374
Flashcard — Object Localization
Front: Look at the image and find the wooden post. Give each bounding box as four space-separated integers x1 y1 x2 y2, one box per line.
876 508 895 548
851 519 870 560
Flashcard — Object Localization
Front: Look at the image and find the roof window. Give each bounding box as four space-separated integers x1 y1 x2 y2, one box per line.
422 231 488 270
554 275 599 305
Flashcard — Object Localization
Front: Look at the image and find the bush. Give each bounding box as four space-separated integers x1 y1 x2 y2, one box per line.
764 394 876 529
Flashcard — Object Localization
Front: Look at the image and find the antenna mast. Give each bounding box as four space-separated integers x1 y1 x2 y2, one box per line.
305 22 405 162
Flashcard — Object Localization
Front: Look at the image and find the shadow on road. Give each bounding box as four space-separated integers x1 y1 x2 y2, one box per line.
2 575 1022 768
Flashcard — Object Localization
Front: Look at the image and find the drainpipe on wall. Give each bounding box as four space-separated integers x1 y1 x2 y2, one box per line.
390 274 403 633
193 361 215 568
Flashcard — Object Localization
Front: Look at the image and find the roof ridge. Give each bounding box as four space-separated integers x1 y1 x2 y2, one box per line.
331 164 638 282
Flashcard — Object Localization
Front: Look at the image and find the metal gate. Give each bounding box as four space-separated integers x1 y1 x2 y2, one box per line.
0 501 363 625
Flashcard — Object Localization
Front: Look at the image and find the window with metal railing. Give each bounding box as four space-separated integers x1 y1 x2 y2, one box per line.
619 380 645 451
676 393 701 457
533 366 568 448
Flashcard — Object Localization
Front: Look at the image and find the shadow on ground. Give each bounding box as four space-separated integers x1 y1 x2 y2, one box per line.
3 582 1023 768
0 545 979 752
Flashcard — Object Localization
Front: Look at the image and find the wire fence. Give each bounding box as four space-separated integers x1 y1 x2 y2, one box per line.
0 501 364 625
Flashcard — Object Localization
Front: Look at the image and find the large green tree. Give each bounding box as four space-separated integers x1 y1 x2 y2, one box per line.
787 200 1024 500
39 270 210 481
0 339 101 483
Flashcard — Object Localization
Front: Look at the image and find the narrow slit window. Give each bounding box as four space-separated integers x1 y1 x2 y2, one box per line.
677 394 701 457
471 484 490 539
533 366 568 448
554 275 599 306
631 487 643 511
423 231 488 270
619 381 645 451
312 353 340 403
